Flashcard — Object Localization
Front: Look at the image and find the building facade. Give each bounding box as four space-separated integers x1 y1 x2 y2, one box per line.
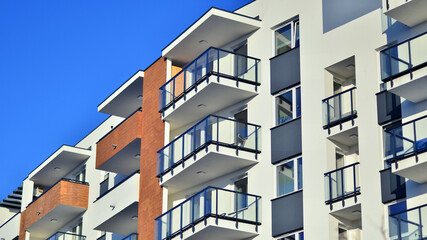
1 0 427 239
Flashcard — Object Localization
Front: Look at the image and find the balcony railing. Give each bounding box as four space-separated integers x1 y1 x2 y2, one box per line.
156 115 261 177
121 233 138 240
384 115 427 165
324 163 360 207
159 47 260 112
389 204 427 240
381 32 427 82
27 178 89 208
46 232 86 240
154 187 261 240
322 87 357 130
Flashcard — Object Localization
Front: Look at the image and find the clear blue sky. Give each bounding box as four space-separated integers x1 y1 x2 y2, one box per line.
0 0 252 201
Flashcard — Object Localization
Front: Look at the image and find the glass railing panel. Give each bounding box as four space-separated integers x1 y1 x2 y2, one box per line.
384 116 427 163
322 88 356 128
381 33 427 80
157 116 261 176
121 234 138 240
46 232 86 240
154 187 261 240
159 47 260 111
324 163 360 203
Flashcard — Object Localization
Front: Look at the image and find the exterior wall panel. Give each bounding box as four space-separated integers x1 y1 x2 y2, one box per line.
271 190 303 237
271 118 302 164
380 168 406 203
270 47 300 94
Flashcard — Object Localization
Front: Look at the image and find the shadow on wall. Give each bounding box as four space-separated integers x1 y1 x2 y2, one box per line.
322 0 381 33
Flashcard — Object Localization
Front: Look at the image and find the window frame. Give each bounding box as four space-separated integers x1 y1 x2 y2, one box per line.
273 19 300 56
274 85 301 126
275 155 303 197
275 230 304 240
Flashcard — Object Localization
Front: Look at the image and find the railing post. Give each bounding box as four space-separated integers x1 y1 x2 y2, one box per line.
172 79 176 109
255 126 259 160
353 164 357 203
180 204 183 235
408 40 413 79
338 93 342 130
328 173 333 210
217 49 220 82
184 68 187 95
215 188 219 224
170 145 174 172
413 120 418 163
419 207 423 238
341 168 345 207
216 117 220 151
235 191 239 228
326 99 331 134
350 89 354 126
255 197 259 232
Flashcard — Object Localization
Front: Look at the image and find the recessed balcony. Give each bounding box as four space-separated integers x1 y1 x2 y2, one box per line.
157 115 260 194
93 171 140 236
159 47 260 130
384 0 427 27
324 163 360 211
96 109 142 175
22 179 89 240
380 33 427 103
155 187 261 240
322 87 357 134
384 115 427 183
46 232 86 240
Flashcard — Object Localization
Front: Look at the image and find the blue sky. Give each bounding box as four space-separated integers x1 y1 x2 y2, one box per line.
0 0 252 201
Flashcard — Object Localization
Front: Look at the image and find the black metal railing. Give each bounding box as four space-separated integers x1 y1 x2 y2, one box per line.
154 187 261 240
384 115 427 167
46 232 86 240
380 32 427 83
322 87 357 131
156 115 261 177
27 178 89 208
159 47 260 112
389 204 427 240
324 162 360 207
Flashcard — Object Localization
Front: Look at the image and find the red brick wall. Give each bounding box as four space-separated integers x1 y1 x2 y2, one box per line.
138 57 166 240
19 181 89 239
96 110 142 169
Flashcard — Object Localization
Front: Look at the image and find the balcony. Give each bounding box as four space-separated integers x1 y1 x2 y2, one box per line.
389 204 427 240
46 232 86 240
155 187 261 240
322 87 357 133
96 109 142 175
22 179 89 239
384 0 427 27
93 171 140 236
98 70 144 118
159 47 260 130
324 163 360 210
157 115 260 194
0 212 20 240
29 145 91 188
384 115 427 183
380 33 427 103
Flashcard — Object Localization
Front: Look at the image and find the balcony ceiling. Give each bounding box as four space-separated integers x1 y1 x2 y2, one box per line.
327 127 358 147
94 202 139 236
162 8 261 66
26 205 86 239
29 145 91 187
98 70 144 118
97 139 141 175
389 74 427 103
385 0 427 27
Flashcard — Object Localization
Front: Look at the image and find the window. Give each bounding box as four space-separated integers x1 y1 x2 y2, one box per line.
277 231 304 240
275 20 300 55
277 157 303 196
276 86 301 125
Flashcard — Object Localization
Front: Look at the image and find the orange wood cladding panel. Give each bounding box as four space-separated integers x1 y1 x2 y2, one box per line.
96 110 142 169
19 180 89 240
138 57 165 240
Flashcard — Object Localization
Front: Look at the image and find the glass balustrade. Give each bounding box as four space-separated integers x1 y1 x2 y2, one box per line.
381 32 427 81
154 187 261 240
324 163 360 204
389 204 427 240
322 87 357 129
159 47 260 111
46 232 86 240
157 115 261 177
384 116 427 164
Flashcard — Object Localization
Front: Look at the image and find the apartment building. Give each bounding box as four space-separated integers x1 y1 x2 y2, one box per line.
1 0 426 239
